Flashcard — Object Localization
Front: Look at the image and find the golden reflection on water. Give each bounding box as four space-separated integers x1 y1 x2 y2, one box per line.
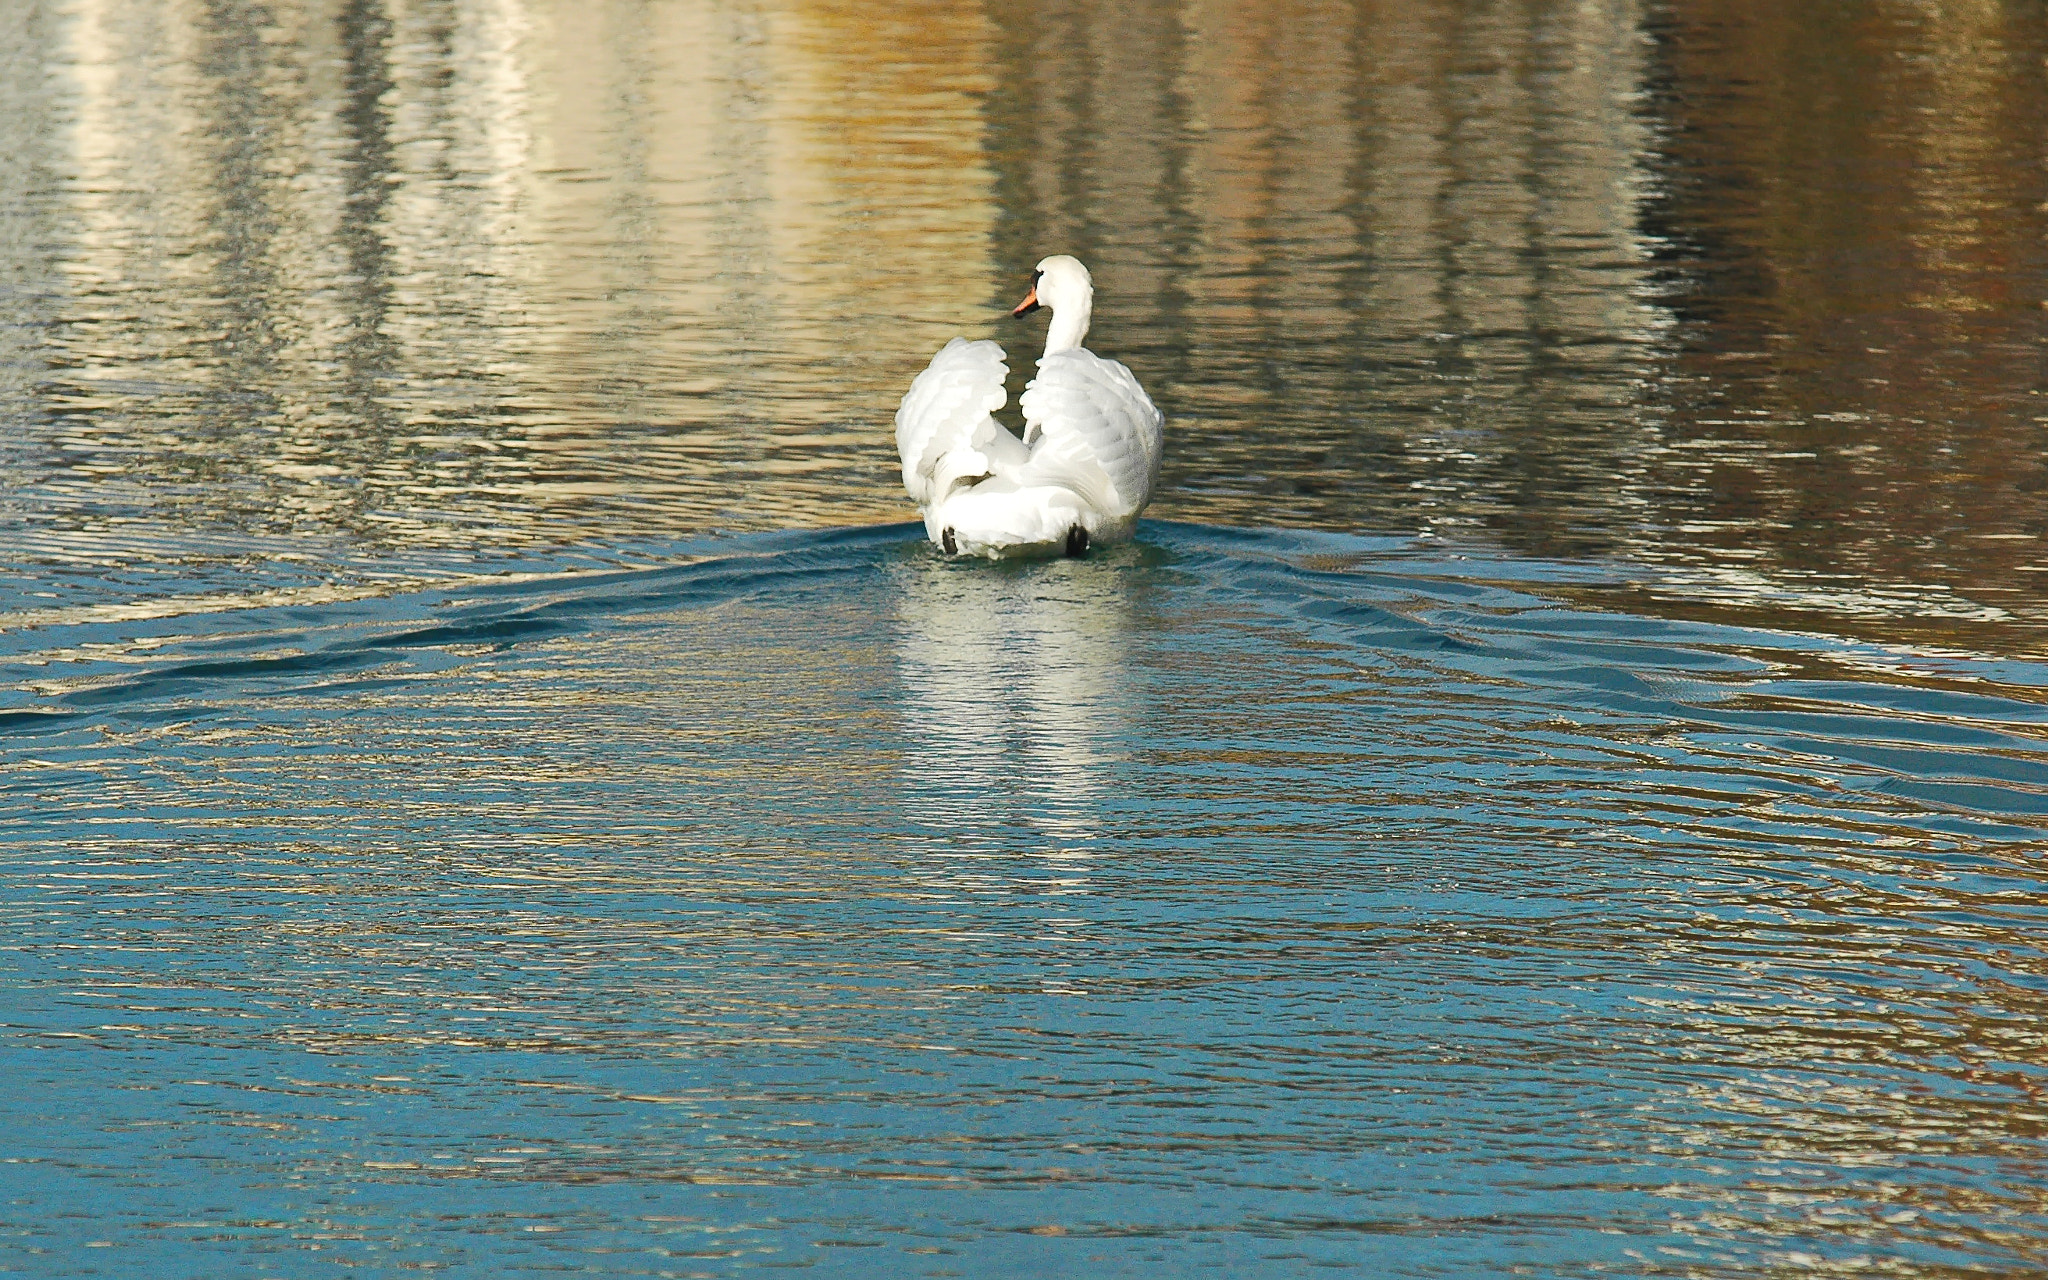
8 0 998 551
2 0 2044 633
988 0 1661 538
1642 0 2048 619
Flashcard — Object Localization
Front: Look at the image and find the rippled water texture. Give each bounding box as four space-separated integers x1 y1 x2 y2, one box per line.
4 0 2048 1276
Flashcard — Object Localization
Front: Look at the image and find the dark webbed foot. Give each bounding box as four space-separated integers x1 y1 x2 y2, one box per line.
941 527 958 556
1064 525 1089 557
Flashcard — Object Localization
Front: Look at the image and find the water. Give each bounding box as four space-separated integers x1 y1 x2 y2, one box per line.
4 1 2047 1276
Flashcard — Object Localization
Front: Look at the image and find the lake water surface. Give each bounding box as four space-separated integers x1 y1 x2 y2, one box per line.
4 1 2047 1276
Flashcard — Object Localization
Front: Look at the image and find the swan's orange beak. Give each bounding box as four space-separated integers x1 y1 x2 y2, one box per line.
1010 284 1042 317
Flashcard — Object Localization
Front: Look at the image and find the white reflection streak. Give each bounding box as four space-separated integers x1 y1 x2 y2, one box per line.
384 0 536 352
894 559 1137 860
60 0 200 373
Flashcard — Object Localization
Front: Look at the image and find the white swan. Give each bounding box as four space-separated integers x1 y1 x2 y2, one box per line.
894 255 1164 558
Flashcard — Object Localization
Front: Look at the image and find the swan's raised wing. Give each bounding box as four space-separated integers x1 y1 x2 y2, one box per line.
895 338 1019 506
1018 349 1164 519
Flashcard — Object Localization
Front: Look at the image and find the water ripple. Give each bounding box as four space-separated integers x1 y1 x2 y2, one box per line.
3 525 2046 1273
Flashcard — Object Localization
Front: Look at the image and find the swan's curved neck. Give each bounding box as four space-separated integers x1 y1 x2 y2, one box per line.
1043 299 1091 358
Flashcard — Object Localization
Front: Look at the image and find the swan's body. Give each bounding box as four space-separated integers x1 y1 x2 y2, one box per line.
895 256 1163 558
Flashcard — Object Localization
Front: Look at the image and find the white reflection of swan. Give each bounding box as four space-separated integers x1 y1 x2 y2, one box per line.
892 554 1140 860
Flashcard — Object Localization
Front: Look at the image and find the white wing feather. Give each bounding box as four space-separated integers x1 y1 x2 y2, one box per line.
1017 349 1164 519
894 338 1015 505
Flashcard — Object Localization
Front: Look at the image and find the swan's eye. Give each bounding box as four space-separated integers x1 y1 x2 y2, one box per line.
1031 269 1043 283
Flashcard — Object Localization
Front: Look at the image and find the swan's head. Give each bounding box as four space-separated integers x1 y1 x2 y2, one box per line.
1010 254 1093 318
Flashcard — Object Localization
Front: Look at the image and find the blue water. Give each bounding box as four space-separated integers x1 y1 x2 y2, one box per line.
5 523 2046 1277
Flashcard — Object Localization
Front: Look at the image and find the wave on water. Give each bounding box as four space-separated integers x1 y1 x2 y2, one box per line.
6 521 2048 835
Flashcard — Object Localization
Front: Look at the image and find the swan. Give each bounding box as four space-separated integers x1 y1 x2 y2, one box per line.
894 255 1164 558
